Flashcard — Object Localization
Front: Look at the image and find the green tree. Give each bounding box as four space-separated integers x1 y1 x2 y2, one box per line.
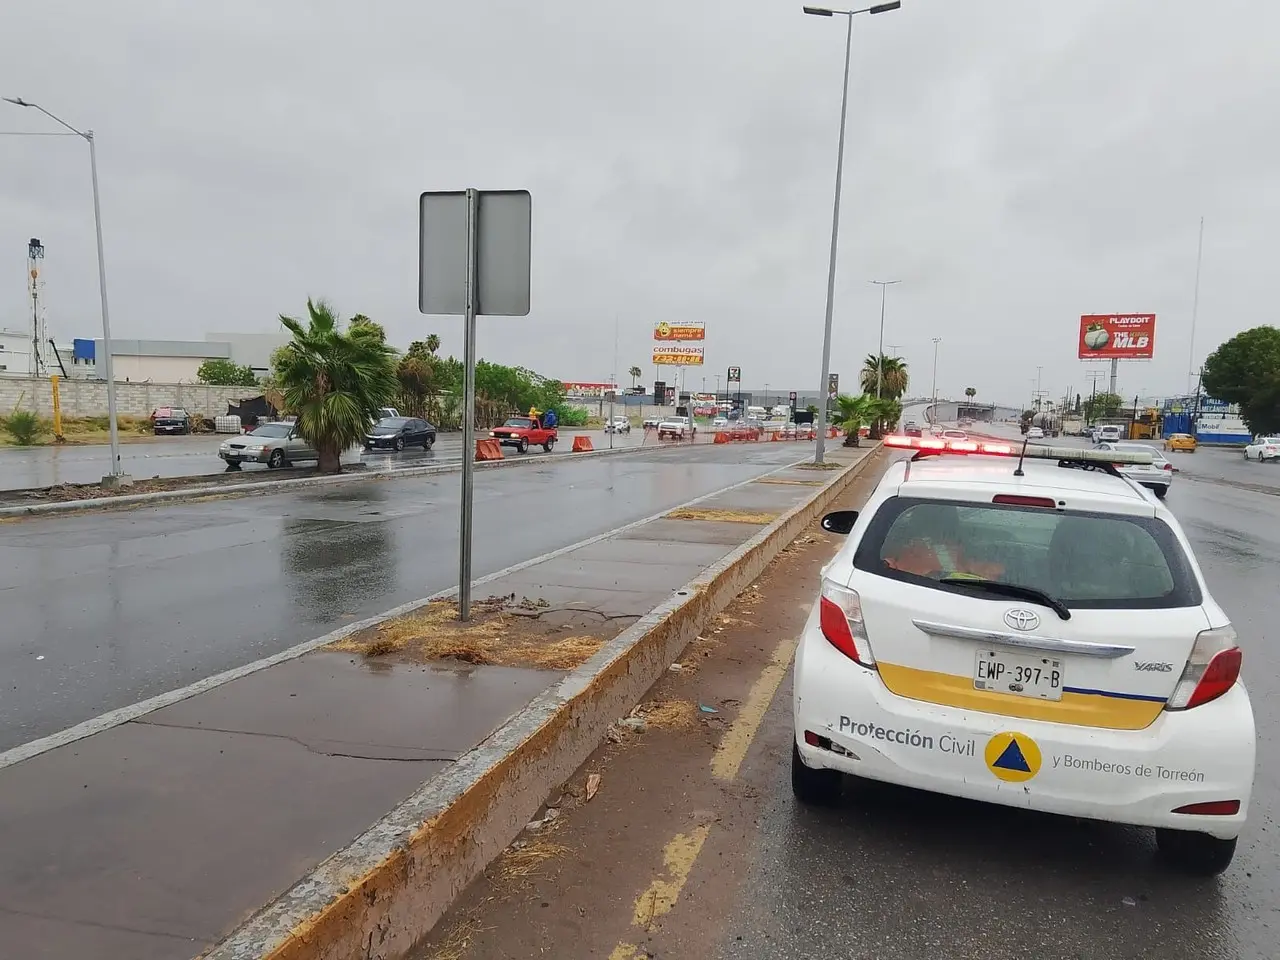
426 333 441 355
859 354 909 399
275 299 399 473
833 393 877 446
1082 392 1124 421
965 386 976 400
197 358 258 386
348 314 387 343
1203 326 1280 435
628 365 643 387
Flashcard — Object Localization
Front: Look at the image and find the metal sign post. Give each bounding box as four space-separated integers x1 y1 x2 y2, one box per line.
420 188 531 621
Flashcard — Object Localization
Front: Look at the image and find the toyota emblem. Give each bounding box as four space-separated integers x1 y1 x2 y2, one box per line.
1003 608 1040 632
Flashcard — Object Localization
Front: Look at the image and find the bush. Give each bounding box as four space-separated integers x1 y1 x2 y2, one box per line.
551 404 589 427
4 410 44 444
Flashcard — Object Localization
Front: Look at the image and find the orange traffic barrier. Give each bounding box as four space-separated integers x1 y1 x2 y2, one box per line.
475 438 503 461
571 435 593 452
771 432 783 442
714 431 729 444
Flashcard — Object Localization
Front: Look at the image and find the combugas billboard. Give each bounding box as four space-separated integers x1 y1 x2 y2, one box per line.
1078 314 1156 360
653 345 705 366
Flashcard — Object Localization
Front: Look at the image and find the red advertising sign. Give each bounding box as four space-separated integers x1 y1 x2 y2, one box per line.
1078 314 1156 360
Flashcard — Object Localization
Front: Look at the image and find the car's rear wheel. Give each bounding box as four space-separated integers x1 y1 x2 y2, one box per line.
424 436 434 450
267 449 285 469
1156 828 1237 875
544 439 555 452
1154 485 1168 500
791 742 842 806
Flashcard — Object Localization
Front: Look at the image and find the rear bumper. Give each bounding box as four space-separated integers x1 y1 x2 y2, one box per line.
793 611 1255 839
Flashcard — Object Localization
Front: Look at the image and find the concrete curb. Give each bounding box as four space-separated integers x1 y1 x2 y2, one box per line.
0 442 659 519
203 444 883 960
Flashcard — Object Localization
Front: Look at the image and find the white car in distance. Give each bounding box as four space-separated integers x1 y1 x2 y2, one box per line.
792 434 1254 875
1243 436 1280 462
657 415 695 440
1027 426 1044 440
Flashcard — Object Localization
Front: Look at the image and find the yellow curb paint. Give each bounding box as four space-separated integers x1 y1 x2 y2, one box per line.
711 632 802 781
631 824 712 929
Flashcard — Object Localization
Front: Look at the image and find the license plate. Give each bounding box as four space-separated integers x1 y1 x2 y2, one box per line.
974 650 1063 701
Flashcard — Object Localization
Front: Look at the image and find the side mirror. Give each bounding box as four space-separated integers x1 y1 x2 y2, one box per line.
821 510 858 535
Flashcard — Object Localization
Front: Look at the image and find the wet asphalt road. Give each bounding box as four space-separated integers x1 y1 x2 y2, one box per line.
0 428 647 490
715 466 1278 958
0 442 802 752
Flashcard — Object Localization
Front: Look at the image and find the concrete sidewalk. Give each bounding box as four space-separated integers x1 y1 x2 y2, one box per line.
0 445 871 960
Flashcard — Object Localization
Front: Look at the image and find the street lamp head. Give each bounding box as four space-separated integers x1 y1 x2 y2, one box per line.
3 97 33 107
802 6 835 15
869 1 902 12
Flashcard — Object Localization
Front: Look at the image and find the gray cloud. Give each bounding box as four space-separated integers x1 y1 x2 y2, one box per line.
2 0 1277 407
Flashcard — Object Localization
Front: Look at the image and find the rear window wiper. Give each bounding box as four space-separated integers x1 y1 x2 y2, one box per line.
938 576 1071 621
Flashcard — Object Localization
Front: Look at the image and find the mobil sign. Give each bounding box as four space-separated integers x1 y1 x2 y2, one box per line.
1078 314 1156 360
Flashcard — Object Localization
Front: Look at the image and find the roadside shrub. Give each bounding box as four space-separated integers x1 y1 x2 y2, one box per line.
551 404 589 427
4 410 44 444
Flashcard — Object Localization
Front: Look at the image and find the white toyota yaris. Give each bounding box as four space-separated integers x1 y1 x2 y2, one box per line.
793 436 1256 875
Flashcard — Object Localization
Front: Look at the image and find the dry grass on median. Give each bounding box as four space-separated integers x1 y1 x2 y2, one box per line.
665 507 778 524
328 597 606 671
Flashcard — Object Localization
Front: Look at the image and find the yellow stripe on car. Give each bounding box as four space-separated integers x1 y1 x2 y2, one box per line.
877 662 1165 731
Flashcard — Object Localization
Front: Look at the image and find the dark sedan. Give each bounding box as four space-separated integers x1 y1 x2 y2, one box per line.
364 417 436 452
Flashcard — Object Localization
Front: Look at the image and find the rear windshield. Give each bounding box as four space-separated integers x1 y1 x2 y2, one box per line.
854 497 1201 609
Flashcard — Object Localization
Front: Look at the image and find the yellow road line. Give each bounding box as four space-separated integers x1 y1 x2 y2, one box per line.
608 609 807 955
710 631 802 781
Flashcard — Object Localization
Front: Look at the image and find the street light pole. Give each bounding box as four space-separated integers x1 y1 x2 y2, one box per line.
804 1 902 464
930 337 941 422
4 97 127 484
870 279 901 399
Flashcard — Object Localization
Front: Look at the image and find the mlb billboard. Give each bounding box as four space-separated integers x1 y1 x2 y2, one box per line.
1078 314 1156 360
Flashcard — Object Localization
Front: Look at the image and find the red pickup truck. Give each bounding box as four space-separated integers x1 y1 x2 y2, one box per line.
490 416 558 453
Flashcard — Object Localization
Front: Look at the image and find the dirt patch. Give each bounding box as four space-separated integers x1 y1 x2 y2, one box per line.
665 507 777 524
327 596 620 671
794 459 846 471
753 477 825 486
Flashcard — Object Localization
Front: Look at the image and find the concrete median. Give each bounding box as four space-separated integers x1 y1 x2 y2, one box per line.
204 445 882 960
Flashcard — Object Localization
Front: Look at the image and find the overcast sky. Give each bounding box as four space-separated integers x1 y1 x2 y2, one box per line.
2 0 1277 406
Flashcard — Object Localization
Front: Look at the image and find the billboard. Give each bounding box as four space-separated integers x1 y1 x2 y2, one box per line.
653 321 705 342
1078 314 1156 360
727 366 741 383
653 345 704 366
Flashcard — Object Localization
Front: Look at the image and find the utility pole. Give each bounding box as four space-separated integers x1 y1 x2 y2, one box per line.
1187 216 1205 396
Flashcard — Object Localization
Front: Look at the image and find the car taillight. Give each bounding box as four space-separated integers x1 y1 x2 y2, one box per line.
1166 626 1241 710
1162 462 1173 471
818 580 875 668
1172 799 1241 816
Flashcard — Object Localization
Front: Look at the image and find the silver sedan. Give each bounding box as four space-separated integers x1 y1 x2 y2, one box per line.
219 422 318 469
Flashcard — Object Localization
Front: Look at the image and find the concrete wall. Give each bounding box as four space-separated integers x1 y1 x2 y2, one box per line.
0 375 257 419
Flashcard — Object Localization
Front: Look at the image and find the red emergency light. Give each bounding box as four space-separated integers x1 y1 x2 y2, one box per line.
882 434 1154 465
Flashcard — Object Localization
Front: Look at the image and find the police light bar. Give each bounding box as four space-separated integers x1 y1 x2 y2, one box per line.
882 434 1154 465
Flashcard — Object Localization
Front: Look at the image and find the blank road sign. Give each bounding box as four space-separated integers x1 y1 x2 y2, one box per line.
419 189 531 316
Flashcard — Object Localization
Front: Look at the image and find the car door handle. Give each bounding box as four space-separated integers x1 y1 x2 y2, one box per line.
911 619 1136 658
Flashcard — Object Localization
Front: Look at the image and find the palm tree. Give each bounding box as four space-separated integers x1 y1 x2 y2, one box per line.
859 354 909 399
965 386 976 400
275 299 400 473
425 334 441 355
833 393 877 447
628 365 643 388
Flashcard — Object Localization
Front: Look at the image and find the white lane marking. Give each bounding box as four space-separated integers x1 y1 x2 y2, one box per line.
0 452 808 771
